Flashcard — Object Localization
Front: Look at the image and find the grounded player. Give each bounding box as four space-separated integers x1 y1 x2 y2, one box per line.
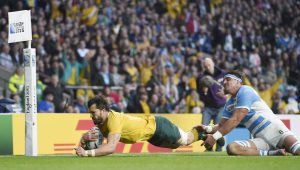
201 70 300 156
75 95 213 157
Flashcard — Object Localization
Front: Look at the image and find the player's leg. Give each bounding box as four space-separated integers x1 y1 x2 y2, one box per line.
226 140 261 156
179 127 206 146
280 135 300 155
148 116 182 149
226 138 286 156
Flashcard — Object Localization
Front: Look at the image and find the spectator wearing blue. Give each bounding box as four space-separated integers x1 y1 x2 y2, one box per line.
0 97 15 113
38 93 55 113
197 57 226 151
74 96 88 113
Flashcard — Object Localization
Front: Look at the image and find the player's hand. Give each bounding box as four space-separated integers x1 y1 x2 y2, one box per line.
202 134 216 149
82 129 99 141
75 147 87 157
193 124 207 133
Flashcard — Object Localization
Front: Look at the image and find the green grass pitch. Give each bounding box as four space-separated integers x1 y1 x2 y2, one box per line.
0 152 299 170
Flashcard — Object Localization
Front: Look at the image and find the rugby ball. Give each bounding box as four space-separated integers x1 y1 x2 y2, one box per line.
82 126 103 150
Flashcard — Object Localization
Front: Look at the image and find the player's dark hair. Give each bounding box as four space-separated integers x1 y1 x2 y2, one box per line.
225 70 245 82
87 95 110 111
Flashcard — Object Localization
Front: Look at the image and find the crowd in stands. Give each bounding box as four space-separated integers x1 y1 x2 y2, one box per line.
0 0 299 114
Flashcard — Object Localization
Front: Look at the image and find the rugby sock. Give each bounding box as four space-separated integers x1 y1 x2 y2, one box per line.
259 150 268 156
191 129 206 142
268 149 287 156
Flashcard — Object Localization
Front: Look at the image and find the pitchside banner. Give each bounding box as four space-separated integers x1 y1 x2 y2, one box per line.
8 10 32 43
6 114 300 155
12 114 205 155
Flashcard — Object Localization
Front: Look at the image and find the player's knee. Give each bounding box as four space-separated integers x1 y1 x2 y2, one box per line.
294 149 300 156
290 141 300 155
226 143 239 156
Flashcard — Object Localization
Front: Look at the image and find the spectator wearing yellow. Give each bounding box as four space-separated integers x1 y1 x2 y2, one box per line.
8 67 24 95
188 65 198 90
80 0 98 27
139 92 151 114
136 55 157 86
185 89 203 113
51 0 63 19
165 0 185 19
76 79 95 100
137 35 151 50
61 50 88 85
271 91 287 114
162 62 184 86
244 76 283 107
125 58 139 82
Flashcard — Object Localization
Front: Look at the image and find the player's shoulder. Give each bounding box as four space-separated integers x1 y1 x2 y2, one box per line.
237 85 260 98
238 85 256 94
107 110 122 121
109 110 123 117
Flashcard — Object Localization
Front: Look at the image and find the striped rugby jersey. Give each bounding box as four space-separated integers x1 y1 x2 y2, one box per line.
222 85 285 137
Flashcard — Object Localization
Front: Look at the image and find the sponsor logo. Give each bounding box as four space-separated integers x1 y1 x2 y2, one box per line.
24 51 36 67
24 54 30 66
25 85 32 114
9 22 24 34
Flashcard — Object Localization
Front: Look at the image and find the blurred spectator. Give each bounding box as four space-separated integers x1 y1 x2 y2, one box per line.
157 95 173 113
93 62 114 86
0 0 299 114
111 65 124 86
76 79 95 101
43 74 64 113
185 89 203 113
0 97 15 113
102 85 120 104
137 91 151 114
74 96 88 113
80 0 98 27
61 50 89 85
10 42 24 66
38 93 55 113
245 75 283 108
0 44 14 70
271 91 286 114
283 86 299 114
36 73 46 104
149 94 159 113
197 58 226 151
8 66 24 95
10 93 22 113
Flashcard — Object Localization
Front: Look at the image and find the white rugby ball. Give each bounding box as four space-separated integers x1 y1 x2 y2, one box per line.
83 126 103 150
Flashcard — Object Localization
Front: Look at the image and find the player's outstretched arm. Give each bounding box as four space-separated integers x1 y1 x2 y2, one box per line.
203 108 248 149
76 133 121 157
217 108 248 135
94 133 121 156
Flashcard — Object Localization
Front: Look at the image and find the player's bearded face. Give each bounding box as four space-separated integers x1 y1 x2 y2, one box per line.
91 111 102 125
223 78 235 94
89 104 103 125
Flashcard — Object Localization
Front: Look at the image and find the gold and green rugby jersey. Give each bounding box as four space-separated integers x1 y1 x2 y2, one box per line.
100 111 156 144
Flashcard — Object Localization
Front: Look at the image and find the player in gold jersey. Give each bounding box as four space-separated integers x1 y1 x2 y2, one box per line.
75 95 210 157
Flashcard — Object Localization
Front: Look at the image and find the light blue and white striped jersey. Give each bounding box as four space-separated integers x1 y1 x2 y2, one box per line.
222 85 284 137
